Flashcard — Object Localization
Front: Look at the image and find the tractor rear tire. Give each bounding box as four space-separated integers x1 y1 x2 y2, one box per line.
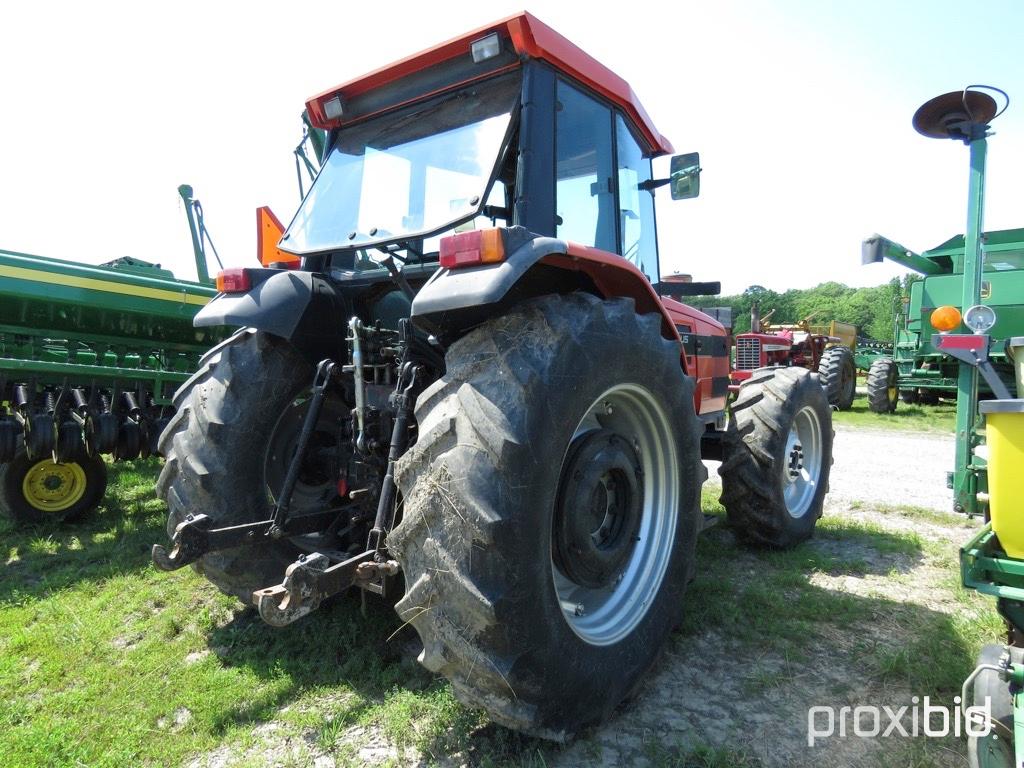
720 367 832 548
867 357 899 413
968 644 1019 768
390 293 704 739
0 447 107 526
155 329 330 605
818 346 856 410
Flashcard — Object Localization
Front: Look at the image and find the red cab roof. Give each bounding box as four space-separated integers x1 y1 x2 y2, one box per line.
305 12 673 156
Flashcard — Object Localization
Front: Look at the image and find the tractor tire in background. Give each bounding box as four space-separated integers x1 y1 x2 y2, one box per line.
720 367 833 548
0 447 107 526
155 329 341 604
390 293 704 739
818 346 856 410
968 644 1020 768
867 357 899 413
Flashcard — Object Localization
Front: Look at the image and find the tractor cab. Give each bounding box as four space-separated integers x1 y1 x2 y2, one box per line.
291 11 691 279
208 11 727 415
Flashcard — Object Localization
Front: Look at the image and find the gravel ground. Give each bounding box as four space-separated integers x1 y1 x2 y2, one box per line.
827 425 954 512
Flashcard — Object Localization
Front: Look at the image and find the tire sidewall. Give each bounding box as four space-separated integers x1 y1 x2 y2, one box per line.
474 306 702 727
839 349 856 406
769 373 832 539
885 360 899 411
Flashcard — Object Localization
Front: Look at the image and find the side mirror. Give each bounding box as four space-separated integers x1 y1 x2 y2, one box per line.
670 152 701 200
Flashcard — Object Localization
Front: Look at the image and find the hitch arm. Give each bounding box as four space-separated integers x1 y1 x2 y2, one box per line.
254 549 387 626
151 508 341 571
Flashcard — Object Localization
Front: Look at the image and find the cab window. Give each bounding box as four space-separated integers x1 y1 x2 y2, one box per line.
554 80 616 252
616 115 658 281
553 79 660 283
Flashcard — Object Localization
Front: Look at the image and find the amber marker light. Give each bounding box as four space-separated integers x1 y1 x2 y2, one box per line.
439 228 506 269
930 305 962 333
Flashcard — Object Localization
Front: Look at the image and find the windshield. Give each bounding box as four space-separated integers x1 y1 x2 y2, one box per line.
281 73 520 254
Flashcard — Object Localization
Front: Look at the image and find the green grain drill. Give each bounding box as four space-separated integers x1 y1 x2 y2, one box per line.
0 186 227 525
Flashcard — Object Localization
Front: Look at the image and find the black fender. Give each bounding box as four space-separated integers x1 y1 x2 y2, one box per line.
194 270 349 363
410 227 572 335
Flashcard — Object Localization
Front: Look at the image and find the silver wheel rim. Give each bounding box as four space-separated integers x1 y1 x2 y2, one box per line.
782 405 823 518
552 384 679 647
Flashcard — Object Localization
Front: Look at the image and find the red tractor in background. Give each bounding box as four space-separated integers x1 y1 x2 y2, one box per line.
152 12 833 740
732 303 858 410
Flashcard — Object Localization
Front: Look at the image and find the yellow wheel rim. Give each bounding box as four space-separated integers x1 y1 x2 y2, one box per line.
21 459 88 513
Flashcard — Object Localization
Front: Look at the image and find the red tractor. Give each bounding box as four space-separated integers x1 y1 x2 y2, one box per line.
152 13 833 739
732 305 858 410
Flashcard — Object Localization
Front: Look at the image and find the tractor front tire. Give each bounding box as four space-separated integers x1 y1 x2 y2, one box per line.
867 357 899 413
390 293 704 739
156 330 324 604
818 346 856 410
720 367 832 548
0 447 107 526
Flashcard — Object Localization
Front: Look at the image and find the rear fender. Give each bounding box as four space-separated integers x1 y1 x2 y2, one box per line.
194 269 348 363
411 227 680 345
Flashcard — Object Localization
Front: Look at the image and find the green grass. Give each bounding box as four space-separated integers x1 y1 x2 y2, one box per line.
0 460 477 767
0 460 1004 767
832 395 956 433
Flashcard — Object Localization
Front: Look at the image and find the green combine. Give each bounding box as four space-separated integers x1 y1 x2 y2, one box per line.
0 186 227 525
863 227 1023 409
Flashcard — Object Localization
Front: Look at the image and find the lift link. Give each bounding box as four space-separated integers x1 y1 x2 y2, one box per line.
268 359 338 536
254 337 421 622
362 356 421 595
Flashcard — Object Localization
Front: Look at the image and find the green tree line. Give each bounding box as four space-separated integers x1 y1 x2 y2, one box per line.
686 277 914 341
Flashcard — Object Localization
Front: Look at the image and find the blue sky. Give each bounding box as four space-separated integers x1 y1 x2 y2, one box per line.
1 0 1021 294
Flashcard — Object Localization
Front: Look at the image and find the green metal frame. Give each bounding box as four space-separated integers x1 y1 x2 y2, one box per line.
961 525 1024 601
874 128 1024 515
953 136 990 515
0 246 220 406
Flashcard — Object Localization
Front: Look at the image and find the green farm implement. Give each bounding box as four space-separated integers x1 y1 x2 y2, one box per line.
0 185 227 525
863 228 1023 408
892 85 1024 768
863 86 1022 518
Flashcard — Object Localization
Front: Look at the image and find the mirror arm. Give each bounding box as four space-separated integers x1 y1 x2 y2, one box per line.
638 178 671 191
